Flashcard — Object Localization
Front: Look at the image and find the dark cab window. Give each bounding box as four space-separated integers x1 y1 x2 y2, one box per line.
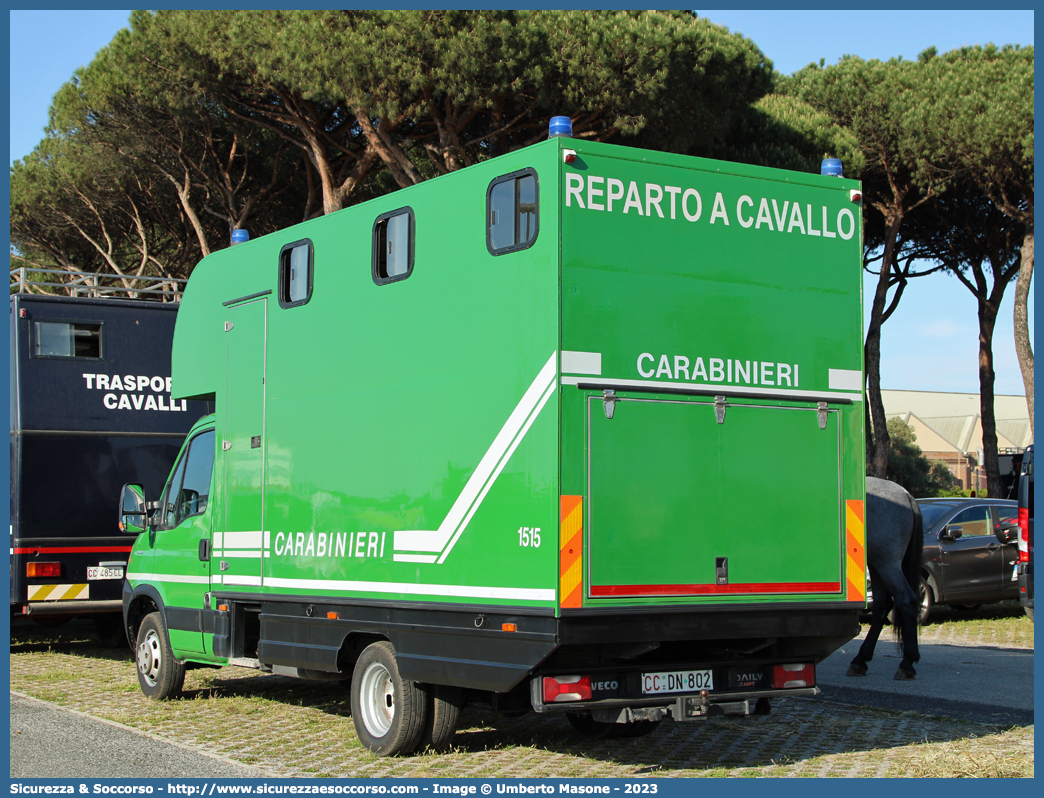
487 169 538 255
160 430 215 528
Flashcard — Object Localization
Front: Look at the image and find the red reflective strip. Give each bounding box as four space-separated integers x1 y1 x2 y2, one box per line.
590 582 841 597
13 546 132 555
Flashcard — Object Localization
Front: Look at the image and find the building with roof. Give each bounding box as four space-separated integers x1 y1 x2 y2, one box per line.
882 390 1032 493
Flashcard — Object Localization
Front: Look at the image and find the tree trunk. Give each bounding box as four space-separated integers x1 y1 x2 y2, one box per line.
864 216 902 478
976 295 1002 498
1013 224 1034 436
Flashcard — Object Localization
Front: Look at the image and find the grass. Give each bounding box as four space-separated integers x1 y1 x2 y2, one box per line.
9 612 1034 778
892 728 1035 778
894 600 1034 648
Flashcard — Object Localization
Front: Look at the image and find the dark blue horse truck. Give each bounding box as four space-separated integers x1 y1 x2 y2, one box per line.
10 291 211 645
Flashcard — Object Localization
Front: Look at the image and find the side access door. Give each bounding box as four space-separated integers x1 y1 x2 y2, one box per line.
586 395 845 600
217 298 268 589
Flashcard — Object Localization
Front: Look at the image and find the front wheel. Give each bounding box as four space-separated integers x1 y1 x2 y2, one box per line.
350 641 428 756
918 576 934 625
135 611 185 699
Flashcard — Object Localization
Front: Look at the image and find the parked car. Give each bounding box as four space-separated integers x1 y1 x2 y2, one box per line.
867 496 1020 624
1015 446 1033 621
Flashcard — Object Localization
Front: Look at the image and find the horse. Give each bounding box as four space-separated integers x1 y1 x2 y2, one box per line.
846 477 924 681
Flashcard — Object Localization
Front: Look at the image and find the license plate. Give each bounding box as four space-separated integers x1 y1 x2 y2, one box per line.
641 669 713 695
87 566 124 581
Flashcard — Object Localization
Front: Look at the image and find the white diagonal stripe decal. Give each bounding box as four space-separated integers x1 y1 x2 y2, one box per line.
393 351 558 562
437 376 556 563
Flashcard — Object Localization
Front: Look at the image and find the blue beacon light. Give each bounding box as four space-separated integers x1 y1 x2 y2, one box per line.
549 116 573 138
231 229 250 246
821 158 843 177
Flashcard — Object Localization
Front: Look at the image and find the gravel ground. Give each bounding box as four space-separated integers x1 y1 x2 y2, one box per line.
9 613 1034 778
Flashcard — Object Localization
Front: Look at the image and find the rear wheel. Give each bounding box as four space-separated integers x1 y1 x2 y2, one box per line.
566 710 622 739
616 719 662 738
350 641 428 756
135 611 185 699
418 684 462 752
94 613 128 648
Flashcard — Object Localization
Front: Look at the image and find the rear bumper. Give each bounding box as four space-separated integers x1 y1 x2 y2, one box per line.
20 599 123 616
1018 562 1033 608
531 672 821 720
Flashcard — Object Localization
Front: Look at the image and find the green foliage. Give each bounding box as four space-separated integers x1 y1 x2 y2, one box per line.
881 417 961 498
716 92 864 173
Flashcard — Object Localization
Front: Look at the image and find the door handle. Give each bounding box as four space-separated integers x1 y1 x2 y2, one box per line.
199 539 210 562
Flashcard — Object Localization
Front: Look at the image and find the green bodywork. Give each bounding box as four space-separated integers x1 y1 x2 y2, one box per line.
127 138 865 662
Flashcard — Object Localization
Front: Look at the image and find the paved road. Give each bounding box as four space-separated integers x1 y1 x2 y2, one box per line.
815 637 1034 726
10 693 277 779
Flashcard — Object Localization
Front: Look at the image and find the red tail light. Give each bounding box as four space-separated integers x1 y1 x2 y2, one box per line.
771 663 815 689
26 562 61 578
543 675 592 703
1018 507 1030 563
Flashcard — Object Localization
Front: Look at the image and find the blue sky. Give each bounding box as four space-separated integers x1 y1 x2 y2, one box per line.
7 9 1035 397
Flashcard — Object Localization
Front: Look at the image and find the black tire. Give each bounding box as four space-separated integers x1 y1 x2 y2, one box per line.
31 615 71 628
616 719 662 738
94 613 128 649
350 641 428 756
418 684 463 752
566 710 626 740
135 611 185 699
918 576 934 625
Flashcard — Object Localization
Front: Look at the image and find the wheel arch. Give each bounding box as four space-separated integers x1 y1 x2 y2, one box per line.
125 583 165 646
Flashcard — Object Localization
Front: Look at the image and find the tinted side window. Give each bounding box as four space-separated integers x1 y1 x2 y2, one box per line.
176 430 216 523
32 321 102 358
159 430 215 528
160 454 188 529
487 169 538 255
279 239 313 308
372 207 415 285
950 506 991 537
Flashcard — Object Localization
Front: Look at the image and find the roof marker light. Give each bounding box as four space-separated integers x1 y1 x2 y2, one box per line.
549 116 573 138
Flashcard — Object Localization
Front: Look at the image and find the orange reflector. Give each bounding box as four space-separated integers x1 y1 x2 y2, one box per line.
217 604 228 612
501 623 517 632
26 562 61 578
327 612 339 620
560 496 584 609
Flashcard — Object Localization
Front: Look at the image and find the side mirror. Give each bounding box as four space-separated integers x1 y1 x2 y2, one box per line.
941 524 963 541
996 523 1019 544
119 483 149 535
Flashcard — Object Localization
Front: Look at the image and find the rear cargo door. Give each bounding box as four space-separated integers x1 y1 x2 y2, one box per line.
219 298 267 588
586 395 844 600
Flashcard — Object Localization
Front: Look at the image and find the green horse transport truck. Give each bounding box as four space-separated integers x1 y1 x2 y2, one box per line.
120 122 868 755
